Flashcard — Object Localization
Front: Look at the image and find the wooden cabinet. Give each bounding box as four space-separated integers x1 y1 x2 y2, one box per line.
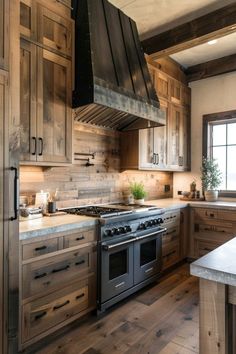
190 207 236 258
161 209 181 271
0 0 9 70
20 0 73 165
20 0 72 58
19 226 97 349
120 61 191 172
20 40 72 164
168 104 189 170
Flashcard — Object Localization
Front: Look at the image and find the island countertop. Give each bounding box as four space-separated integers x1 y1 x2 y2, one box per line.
190 237 236 287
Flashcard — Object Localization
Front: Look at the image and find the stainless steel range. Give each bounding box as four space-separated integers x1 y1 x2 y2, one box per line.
64 204 166 312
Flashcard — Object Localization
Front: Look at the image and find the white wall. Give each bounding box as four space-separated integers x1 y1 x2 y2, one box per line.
173 72 236 197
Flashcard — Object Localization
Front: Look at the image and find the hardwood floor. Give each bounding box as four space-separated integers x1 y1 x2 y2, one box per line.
31 264 199 354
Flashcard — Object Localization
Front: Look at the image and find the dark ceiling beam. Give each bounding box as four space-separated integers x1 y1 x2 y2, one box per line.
141 3 236 58
186 53 236 82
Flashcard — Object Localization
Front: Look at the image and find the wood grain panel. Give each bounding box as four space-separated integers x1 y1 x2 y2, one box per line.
0 0 9 70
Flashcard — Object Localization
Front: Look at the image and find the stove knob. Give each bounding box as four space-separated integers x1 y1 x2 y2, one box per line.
117 227 124 234
111 228 117 236
104 229 111 237
125 225 131 233
157 218 164 224
148 220 154 227
144 221 149 228
139 223 145 230
153 219 158 225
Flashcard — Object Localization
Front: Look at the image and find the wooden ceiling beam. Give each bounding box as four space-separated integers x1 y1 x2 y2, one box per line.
186 53 236 82
141 3 236 59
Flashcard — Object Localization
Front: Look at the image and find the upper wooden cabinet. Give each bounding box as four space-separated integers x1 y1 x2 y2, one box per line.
168 104 190 171
120 61 191 172
20 0 72 57
20 39 72 165
0 0 9 70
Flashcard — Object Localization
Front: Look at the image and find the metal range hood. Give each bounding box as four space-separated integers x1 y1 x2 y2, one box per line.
72 0 166 131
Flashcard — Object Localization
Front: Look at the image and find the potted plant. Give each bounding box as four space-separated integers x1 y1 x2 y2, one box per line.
129 182 147 205
201 157 223 202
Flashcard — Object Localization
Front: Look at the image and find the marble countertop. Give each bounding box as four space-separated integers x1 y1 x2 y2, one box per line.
20 198 236 241
190 238 236 287
146 198 236 211
20 214 98 241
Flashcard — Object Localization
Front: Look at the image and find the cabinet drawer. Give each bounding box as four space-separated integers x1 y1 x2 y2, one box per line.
162 226 180 245
194 208 218 220
64 228 96 248
163 210 180 226
162 241 180 270
22 278 91 343
22 245 96 299
22 238 59 260
195 240 221 258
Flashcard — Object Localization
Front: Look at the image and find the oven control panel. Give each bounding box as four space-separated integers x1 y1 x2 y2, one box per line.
138 218 163 230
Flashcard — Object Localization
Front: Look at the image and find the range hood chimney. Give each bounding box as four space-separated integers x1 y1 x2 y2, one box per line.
72 0 166 131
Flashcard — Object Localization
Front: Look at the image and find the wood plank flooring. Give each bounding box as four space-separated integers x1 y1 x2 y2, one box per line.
29 264 199 354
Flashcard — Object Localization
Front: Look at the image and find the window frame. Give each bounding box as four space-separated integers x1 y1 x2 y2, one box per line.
203 109 236 198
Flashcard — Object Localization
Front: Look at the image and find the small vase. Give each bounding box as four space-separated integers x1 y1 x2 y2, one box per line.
204 190 218 202
134 198 144 205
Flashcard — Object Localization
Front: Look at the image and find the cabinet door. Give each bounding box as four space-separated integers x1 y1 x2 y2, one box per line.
20 0 36 40
170 78 182 105
139 128 154 169
168 104 185 170
153 99 168 168
181 107 190 169
0 0 9 70
155 70 170 100
37 4 72 57
20 40 37 162
0 70 8 354
37 49 72 164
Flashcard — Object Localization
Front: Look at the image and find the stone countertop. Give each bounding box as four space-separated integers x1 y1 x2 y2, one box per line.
146 198 236 211
190 238 236 287
20 214 98 241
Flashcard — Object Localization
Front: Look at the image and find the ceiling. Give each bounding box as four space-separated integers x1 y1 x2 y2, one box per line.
109 0 236 67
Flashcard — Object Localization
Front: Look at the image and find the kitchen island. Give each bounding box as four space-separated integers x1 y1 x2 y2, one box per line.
191 238 236 354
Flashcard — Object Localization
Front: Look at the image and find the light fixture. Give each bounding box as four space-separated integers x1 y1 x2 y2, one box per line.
208 39 218 45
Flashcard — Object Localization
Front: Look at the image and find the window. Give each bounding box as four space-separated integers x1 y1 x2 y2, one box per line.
203 110 236 196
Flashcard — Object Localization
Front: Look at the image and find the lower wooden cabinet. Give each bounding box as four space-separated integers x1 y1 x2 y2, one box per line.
190 207 236 258
19 226 97 350
22 276 95 345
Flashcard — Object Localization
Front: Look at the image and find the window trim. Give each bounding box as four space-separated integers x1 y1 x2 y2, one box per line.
203 109 236 198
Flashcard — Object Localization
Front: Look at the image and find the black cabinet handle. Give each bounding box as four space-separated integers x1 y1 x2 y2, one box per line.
75 260 85 266
178 156 183 166
156 153 159 165
76 293 85 300
35 245 47 251
31 136 37 155
76 236 85 241
10 167 19 221
34 272 47 280
34 311 47 321
52 265 70 273
38 137 43 156
53 300 70 311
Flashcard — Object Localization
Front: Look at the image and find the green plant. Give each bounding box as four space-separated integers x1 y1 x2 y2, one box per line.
201 157 223 190
129 182 147 200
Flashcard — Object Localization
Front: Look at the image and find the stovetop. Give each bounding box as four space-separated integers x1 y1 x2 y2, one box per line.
62 203 161 218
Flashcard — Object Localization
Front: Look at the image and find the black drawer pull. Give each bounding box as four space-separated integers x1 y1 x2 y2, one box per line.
203 247 212 251
34 311 47 321
76 236 85 241
75 260 85 266
35 245 47 251
53 300 70 311
34 272 47 280
210 213 214 217
76 293 85 300
31 136 37 155
52 265 70 273
165 250 176 258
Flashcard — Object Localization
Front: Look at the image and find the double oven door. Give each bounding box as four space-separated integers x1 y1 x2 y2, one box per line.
100 228 163 304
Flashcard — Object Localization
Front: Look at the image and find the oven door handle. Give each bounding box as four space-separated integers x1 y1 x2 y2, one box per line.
136 228 167 241
102 237 136 251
